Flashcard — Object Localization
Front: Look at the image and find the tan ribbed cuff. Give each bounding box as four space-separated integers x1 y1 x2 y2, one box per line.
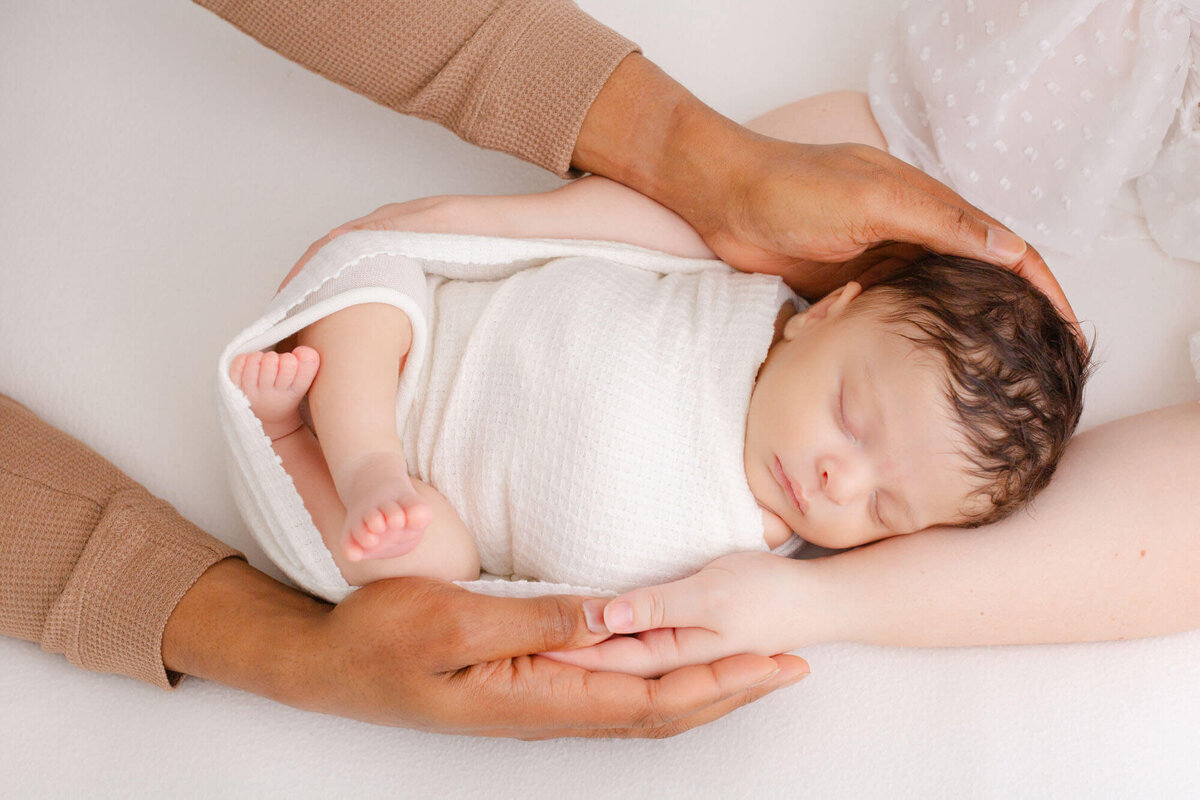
461 1 639 176
40 491 243 689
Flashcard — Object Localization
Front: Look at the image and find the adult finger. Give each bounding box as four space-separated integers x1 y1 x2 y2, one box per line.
859 150 1081 329
488 654 811 740
277 232 336 291
619 653 810 739
493 651 802 733
586 651 810 733
328 203 403 235
1007 248 1082 339
438 589 615 669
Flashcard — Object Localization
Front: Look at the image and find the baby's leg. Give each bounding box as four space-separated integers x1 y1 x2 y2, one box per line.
744 90 887 150
231 347 479 584
295 303 429 563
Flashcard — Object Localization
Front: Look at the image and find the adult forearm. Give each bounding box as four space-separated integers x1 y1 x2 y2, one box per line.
195 0 637 175
573 54 748 245
804 403 1200 647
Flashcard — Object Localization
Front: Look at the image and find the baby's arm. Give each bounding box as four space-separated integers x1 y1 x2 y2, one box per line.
542 551 808 677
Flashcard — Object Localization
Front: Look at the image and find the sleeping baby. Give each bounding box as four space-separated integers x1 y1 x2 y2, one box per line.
228 179 1089 605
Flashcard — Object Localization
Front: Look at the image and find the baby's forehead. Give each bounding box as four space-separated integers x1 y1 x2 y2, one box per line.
841 320 989 521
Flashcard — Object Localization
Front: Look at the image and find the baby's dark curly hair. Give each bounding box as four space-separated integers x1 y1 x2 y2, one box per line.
857 254 1092 526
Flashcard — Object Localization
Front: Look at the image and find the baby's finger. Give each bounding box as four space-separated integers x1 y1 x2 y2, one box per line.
602 574 718 634
542 628 725 678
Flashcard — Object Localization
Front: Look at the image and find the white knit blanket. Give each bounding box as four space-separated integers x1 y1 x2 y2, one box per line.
216 232 803 602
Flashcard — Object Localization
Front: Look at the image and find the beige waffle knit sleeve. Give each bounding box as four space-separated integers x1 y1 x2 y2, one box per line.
193 0 639 177
0 394 243 688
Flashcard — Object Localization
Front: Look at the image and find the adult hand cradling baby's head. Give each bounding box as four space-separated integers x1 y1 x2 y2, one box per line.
569 54 1079 339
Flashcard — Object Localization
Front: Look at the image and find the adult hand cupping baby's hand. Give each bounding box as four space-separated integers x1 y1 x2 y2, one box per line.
541 552 810 679
309 575 809 737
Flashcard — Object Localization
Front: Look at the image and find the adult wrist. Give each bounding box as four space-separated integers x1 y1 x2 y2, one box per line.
571 53 752 237
162 558 330 708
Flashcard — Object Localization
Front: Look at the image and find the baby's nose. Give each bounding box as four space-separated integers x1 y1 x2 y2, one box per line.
820 459 869 506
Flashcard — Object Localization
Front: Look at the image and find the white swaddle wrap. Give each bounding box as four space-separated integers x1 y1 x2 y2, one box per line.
217 232 803 603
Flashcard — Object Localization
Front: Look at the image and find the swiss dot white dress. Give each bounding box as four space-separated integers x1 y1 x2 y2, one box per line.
868 0 1200 382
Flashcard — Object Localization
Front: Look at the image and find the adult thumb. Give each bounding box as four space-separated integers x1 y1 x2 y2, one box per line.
470 593 615 660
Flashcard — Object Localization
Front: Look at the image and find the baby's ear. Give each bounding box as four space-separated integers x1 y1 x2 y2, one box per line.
784 282 863 339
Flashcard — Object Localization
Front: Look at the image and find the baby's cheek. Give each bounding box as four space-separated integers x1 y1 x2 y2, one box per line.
760 507 793 548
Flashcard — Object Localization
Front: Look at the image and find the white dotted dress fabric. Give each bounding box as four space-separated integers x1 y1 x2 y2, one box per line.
869 0 1200 262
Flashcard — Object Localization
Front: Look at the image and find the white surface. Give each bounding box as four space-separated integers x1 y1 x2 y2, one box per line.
1 1 1198 797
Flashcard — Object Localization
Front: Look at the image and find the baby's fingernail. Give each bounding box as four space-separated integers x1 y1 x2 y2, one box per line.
784 670 811 687
582 599 609 634
752 667 782 687
985 227 1027 262
605 601 634 632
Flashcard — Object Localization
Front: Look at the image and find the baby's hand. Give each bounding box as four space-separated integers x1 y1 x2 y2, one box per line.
541 551 806 678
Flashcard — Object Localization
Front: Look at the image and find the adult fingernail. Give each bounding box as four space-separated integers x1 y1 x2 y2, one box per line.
605 601 634 632
582 599 610 634
986 227 1027 262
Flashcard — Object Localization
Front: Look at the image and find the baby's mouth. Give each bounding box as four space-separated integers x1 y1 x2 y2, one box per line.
773 457 809 515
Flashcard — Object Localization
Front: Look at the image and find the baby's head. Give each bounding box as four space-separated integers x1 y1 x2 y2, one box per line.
745 254 1090 549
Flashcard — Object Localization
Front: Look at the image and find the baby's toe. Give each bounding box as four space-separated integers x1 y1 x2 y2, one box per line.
257 351 279 390
363 509 387 535
379 500 407 531
294 345 320 365
229 354 247 383
404 500 433 531
239 352 263 387
290 347 320 393
274 353 298 389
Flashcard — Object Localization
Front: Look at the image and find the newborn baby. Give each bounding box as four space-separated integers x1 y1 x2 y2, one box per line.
231 208 1088 594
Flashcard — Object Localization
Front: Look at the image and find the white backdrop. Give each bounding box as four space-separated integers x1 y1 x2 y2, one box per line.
2 1 1198 797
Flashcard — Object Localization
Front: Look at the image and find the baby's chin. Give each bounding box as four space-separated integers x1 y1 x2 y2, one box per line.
767 509 892 551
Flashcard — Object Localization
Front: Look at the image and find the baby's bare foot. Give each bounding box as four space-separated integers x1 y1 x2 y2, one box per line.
338 452 433 561
230 346 320 440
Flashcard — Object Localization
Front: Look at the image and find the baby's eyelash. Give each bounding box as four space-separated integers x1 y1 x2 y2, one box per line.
839 384 858 445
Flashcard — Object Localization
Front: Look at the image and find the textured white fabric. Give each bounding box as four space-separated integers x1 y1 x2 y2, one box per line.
869 0 1200 261
217 231 804 603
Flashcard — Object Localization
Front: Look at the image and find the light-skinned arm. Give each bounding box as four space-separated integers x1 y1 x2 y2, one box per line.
545 403 1200 676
